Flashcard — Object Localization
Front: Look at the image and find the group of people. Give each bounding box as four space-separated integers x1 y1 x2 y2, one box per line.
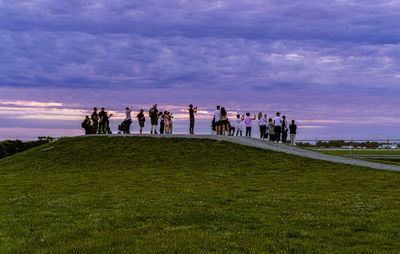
211 106 297 145
81 105 176 135
137 104 175 135
81 104 298 145
82 107 113 135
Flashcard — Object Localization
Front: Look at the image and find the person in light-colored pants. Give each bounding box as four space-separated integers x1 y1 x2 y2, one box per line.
290 134 296 145
289 120 297 145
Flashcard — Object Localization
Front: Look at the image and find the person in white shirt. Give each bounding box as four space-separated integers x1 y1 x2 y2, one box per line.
257 112 267 140
125 107 133 134
235 114 244 136
214 105 221 135
274 112 283 143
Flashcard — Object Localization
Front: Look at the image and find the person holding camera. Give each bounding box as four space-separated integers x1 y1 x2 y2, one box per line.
189 104 197 134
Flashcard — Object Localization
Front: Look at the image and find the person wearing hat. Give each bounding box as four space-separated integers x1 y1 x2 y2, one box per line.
274 112 283 143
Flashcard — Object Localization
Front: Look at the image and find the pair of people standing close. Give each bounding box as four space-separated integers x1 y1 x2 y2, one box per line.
162 111 174 134
213 105 231 135
91 107 112 134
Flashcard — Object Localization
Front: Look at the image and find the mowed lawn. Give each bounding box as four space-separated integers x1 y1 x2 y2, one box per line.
1 137 400 253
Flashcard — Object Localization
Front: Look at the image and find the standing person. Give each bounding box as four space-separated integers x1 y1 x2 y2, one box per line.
149 104 159 134
189 104 197 134
264 114 269 140
168 113 174 134
159 111 165 134
282 115 288 143
211 116 216 134
125 107 133 134
164 111 170 134
245 113 256 137
274 112 283 143
82 115 92 135
137 109 145 134
220 107 229 135
214 106 221 135
289 120 297 145
98 108 106 134
235 115 244 136
229 121 234 136
91 107 99 134
268 118 275 141
258 112 267 140
105 112 113 134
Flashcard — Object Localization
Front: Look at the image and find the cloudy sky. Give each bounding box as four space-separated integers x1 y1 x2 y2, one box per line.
1 0 399 140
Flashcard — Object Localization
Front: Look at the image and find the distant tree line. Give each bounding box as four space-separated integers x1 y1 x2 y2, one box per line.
0 137 54 159
297 140 384 148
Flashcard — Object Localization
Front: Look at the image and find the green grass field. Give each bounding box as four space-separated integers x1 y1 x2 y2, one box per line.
1 136 400 253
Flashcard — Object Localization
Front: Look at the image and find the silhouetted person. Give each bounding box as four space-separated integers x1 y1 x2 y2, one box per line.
91 107 99 134
214 106 221 135
282 115 288 143
125 107 133 134
137 109 145 134
189 104 197 134
98 108 106 134
82 115 92 135
289 120 297 145
149 104 158 134
159 111 165 134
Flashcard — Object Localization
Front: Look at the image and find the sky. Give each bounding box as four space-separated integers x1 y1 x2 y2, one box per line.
1 0 400 140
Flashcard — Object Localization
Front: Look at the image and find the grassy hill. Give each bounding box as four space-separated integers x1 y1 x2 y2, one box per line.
1 136 400 253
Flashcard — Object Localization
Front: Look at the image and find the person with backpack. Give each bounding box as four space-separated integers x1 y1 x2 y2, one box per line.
149 104 159 134
82 116 92 135
268 118 275 141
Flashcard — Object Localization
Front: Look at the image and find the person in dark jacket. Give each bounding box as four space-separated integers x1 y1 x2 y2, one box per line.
289 120 297 145
82 116 92 135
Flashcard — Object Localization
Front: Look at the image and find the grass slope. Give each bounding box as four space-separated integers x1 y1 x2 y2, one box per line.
1 136 400 253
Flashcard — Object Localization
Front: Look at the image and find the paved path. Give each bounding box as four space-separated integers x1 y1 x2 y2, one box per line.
83 134 400 171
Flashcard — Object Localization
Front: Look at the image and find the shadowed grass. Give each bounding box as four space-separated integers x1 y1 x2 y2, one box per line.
1 136 400 253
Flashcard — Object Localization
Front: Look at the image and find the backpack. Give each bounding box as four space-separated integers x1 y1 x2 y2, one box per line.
81 121 86 128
